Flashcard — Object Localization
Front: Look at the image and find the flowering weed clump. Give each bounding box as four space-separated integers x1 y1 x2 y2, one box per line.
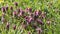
0 0 60 34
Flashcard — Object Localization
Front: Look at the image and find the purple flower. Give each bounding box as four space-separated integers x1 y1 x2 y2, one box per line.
18 8 23 12
18 8 24 12
13 11 17 16
13 25 16 30
6 6 8 11
1 17 5 24
18 8 24 16
41 12 46 18
36 19 43 25
25 8 32 13
25 16 33 24
6 22 10 30
33 10 42 20
14 2 18 6
36 27 42 34
10 6 13 10
34 10 41 16
18 12 24 16
34 15 38 20
26 8 32 11
34 10 39 16
1 7 6 12
18 8 20 12
18 12 22 17
30 13 34 17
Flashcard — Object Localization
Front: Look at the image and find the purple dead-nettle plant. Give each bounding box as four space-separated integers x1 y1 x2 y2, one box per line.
25 16 33 24
14 2 18 6
34 10 40 16
18 8 24 13
36 19 44 25
6 22 10 30
36 27 42 34
1 6 6 13
10 6 13 10
25 8 32 15
18 12 22 17
1 13 6 24
33 10 41 20
26 7 32 12
18 11 24 17
1 17 5 24
33 15 38 20
18 8 20 13
13 24 16 30
5 4 9 11
30 13 34 17
18 8 24 17
41 12 46 18
28 16 33 23
6 6 8 11
13 11 17 17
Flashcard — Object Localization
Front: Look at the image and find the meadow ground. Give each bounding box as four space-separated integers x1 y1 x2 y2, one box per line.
0 0 60 34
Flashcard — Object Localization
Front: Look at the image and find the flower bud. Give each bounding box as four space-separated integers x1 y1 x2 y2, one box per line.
14 2 18 6
13 11 17 17
1 7 6 12
6 22 10 30
34 10 41 16
18 12 22 17
41 12 46 18
34 15 38 20
36 27 42 34
10 6 13 10
25 16 33 24
18 8 20 12
1 17 5 23
13 25 16 30
34 10 39 16
30 13 34 17
36 19 43 25
6 6 8 11
18 10 24 17
25 8 32 12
